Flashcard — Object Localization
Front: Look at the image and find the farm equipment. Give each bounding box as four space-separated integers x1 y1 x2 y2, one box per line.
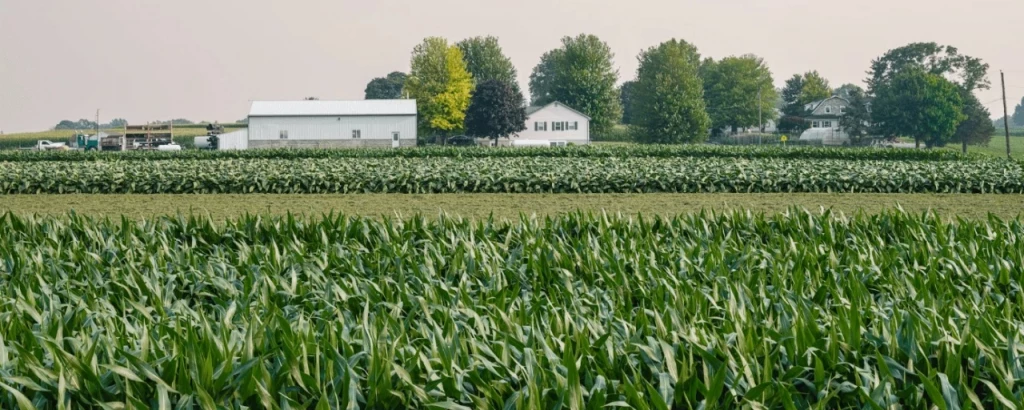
194 123 225 150
72 132 126 151
123 124 174 150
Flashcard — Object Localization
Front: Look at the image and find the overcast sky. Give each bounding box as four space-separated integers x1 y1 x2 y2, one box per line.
1 0 1022 132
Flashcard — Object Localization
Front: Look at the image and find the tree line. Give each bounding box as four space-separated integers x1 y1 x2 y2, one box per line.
365 35 1003 146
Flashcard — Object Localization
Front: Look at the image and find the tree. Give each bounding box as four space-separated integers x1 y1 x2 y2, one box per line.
55 119 98 130
872 69 965 148
800 71 833 106
954 90 996 149
619 81 638 125
456 36 517 85
405 38 473 141
867 42 989 93
108 118 128 127
464 80 527 143
528 34 622 136
630 39 710 144
1013 97 1024 127
700 54 777 133
364 72 408 100
304 97 319 100
778 72 832 133
835 83 862 100
839 87 873 145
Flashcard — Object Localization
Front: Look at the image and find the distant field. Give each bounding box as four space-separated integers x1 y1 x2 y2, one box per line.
0 126 246 149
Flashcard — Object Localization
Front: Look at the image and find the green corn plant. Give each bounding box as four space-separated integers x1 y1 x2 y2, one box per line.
0 210 1022 408
1 157 1022 195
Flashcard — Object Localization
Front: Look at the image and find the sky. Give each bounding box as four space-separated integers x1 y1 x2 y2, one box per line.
1 0 1022 133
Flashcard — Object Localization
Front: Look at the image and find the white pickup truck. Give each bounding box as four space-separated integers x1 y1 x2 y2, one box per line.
36 140 68 151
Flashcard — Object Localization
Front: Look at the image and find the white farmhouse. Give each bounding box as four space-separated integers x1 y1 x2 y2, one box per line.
512 101 591 145
246 100 417 149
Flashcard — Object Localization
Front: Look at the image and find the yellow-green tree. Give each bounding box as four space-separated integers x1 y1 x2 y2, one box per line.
405 37 473 143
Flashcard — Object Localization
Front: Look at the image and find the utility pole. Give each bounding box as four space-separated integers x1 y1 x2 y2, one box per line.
1002 71 1012 159
758 87 763 145
95 109 100 136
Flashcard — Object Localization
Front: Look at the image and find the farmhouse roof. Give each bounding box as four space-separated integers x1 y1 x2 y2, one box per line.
249 100 417 117
525 101 591 119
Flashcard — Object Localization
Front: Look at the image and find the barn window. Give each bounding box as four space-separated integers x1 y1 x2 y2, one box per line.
352 130 361 139
280 130 288 139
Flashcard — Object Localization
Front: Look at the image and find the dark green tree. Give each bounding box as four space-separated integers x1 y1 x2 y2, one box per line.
835 83 862 100
619 81 637 125
456 36 517 85
954 90 996 150
839 87 873 145
867 42 989 93
464 80 527 144
107 118 128 128
780 74 806 116
528 34 622 136
364 72 408 99
630 39 710 144
872 69 965 148
700 54 777 133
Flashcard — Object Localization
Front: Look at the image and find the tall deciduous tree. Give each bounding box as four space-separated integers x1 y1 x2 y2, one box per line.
872 69 965 148
364 72 408 99
954 90 996 150
630 39 710 144
619 81 638 125
800 71 833 106
528 34 622 136
1013 97 1024 127
867 42 990 93
405 38 473 141
700 55 777 133
464 80 527 144
456 36 517 85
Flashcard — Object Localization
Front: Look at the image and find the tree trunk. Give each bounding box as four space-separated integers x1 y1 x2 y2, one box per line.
915 137 920 149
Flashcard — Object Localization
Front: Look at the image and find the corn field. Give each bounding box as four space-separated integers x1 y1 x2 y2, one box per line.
0 145 981 162
2 157 1022 195
0 210 1022 408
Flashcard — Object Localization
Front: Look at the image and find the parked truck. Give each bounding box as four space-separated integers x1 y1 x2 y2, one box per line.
35 140 69 151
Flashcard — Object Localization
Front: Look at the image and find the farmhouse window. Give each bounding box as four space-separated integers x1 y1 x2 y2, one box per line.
352 130 361 139
840 106 846 114
570 122 578 130
812 121 819 128
823 121 832 128
824 106 832 114
535 122 547 131
280 130 288 139
553 122 563 131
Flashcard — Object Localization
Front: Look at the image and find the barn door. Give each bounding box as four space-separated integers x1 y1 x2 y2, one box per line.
392 132 400 148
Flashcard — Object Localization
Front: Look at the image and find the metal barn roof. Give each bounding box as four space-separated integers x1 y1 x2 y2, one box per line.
249 100 417 117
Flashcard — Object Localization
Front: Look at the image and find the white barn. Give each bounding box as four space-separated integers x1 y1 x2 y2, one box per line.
512 101 591 145
247 100 417 149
